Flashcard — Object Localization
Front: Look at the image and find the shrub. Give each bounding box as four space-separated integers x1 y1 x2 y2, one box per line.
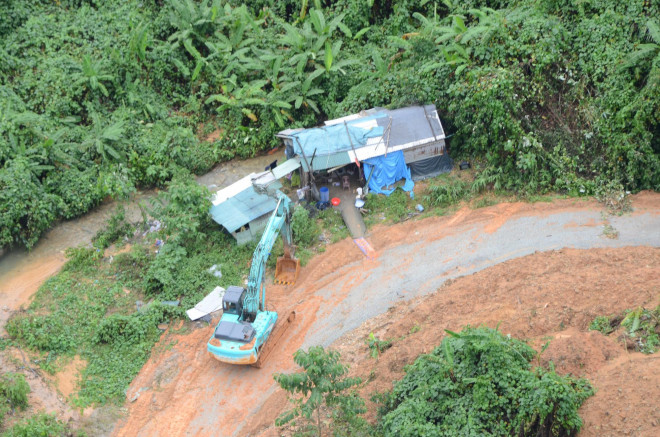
620 306 660 354
62 247 101 273
92 204 133 250
379 326 594 437
425 178 469 207
291 206 320 247
6 314 76 355
589 315 614 335
365 332 392 360
364 189 411 223
1 412 76 437
274 346 369 436
1 372 30 411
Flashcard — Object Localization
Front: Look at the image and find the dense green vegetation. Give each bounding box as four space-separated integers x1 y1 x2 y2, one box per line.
379 327 594 437
2 0 658 249
275 328 594 436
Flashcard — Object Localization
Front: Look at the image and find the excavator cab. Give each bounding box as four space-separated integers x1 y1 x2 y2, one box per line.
221 286 245 315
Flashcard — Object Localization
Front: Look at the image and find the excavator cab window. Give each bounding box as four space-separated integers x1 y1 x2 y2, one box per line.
222 286 246 316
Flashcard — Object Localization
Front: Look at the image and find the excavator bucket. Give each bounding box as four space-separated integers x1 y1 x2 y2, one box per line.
274 254 300 285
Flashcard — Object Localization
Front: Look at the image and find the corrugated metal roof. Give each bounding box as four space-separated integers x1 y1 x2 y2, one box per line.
375 105 445 147
210 173 282 233
272 157 301 179
211 188 278 233
211 174 255 206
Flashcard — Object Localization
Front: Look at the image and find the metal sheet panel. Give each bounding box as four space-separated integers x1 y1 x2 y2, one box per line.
272 156 301 179
301 151 352 171
210 187 278 233
403 140 446 163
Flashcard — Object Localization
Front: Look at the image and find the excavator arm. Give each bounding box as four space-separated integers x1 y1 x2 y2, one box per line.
242 190 295 320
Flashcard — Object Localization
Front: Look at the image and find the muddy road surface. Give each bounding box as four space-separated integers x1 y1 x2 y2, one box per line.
113 193 660 436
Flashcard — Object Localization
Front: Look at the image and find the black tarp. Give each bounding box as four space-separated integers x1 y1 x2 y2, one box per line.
409 153 454 181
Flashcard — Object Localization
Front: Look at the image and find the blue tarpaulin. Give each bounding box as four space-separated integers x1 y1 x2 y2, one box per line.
288 114 386 158
363 150 414 196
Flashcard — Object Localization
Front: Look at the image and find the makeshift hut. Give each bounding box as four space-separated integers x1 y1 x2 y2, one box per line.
276 104 451 197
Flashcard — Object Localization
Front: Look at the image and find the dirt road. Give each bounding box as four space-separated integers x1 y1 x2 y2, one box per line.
113 192 660 436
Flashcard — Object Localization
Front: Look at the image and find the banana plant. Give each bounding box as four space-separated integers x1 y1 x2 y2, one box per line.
78 115 127 165
249 48 324 115
167 0 222 54
74 55 114 98
422 43 472 76
279 8 353 75
620 20 660 90
205 79 266 122
167 0 223 80
1 105 78 169
206 75 294 127
284 68 325 114
320 40 356 74
128 21 150 65
434 14 468 44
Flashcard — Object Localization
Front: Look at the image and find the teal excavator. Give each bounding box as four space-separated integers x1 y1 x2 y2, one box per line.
207 184 299 368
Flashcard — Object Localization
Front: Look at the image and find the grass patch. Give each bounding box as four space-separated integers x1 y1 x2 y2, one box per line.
1 412 81 437
589 315 616 335
363 188 417 226
424 176 470 207
1 373 30 428
589 306 660 354
317 208 350 243
471 195 499 209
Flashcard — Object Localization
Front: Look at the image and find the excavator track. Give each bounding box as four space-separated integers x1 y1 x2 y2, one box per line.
252 311 296 368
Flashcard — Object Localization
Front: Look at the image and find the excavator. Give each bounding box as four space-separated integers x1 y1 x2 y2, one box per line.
207 182 299 368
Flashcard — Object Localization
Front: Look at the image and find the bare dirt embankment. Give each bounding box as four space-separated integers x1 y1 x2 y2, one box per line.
112 192 660 437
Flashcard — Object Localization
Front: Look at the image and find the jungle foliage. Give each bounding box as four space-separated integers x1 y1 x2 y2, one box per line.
1 0 658 250
378 326 594 437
